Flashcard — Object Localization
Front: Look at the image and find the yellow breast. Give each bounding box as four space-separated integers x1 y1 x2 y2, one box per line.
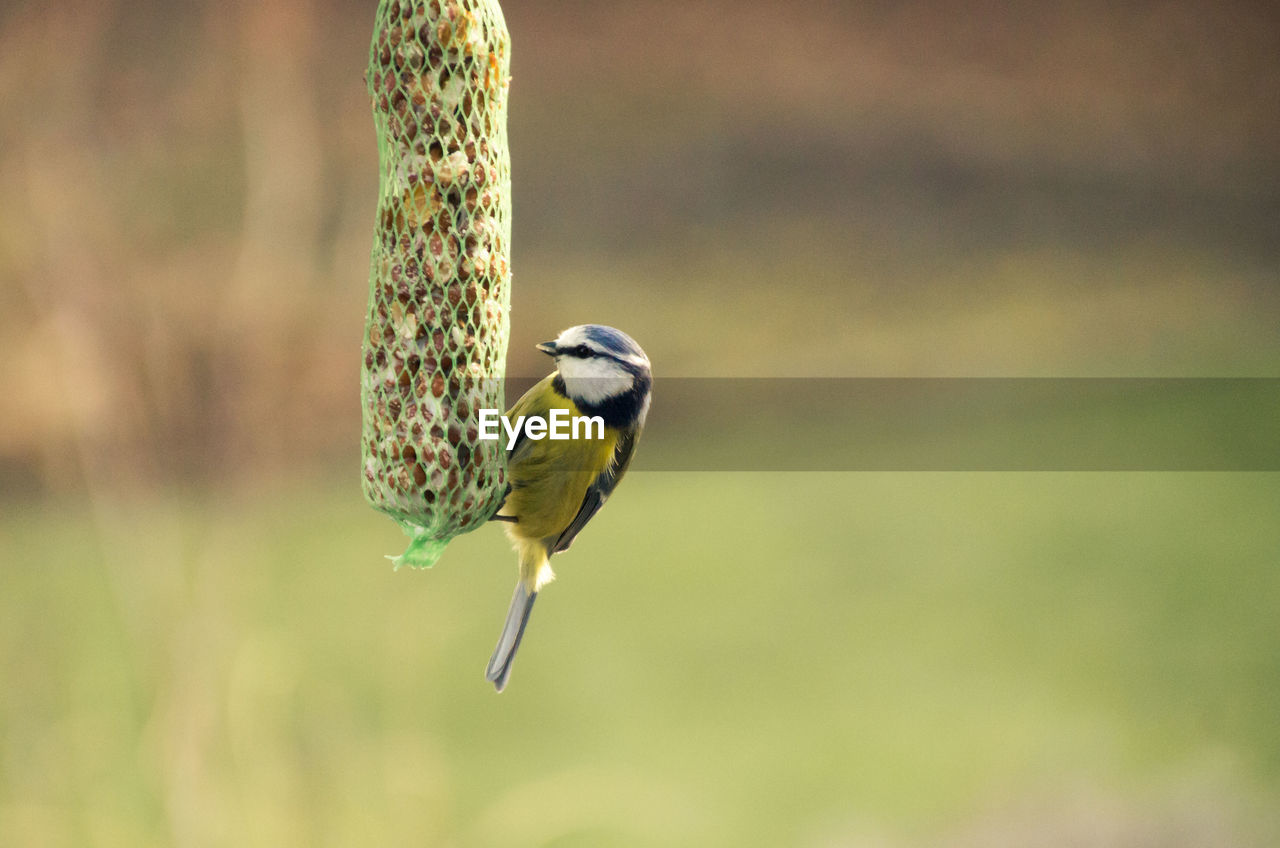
500 376 619 547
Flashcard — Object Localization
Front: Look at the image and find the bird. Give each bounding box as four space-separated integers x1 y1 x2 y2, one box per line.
485 324 651 691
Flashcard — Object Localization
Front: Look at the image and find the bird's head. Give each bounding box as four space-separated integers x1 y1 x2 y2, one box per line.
537 325 651 419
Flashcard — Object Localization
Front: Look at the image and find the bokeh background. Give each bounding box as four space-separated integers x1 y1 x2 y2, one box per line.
3 0 1279 845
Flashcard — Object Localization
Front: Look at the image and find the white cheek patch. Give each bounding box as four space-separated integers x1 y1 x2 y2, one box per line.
558 355 633 405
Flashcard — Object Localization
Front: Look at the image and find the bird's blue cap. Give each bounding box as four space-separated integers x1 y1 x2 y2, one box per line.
580 325 645 358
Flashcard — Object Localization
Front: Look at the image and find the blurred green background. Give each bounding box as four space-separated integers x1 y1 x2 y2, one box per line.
2 0 1279 845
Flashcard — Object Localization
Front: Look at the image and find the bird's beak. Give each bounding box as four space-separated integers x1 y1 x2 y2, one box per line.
535 341 558 356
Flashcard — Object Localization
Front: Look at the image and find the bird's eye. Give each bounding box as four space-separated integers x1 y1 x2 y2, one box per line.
573 345 591 357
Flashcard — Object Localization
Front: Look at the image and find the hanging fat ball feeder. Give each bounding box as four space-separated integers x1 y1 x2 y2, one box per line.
361 0 513 568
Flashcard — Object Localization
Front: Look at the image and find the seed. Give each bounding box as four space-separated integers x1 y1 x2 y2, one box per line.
403 182 442 229
434 151 471 187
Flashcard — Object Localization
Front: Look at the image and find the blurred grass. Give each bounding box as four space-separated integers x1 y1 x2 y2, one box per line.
3 472 1279 846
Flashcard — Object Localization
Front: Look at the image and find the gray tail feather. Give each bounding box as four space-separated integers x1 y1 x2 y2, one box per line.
485 582 537 692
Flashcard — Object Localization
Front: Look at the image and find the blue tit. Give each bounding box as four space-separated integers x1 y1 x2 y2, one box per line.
485 324 652 691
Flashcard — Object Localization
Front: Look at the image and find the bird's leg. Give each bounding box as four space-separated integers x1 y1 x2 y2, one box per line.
488 484 515 521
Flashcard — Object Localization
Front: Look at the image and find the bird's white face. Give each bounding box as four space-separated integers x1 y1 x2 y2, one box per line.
550 326 649 407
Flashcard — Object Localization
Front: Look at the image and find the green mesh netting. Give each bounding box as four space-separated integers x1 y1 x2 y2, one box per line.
361 0 512 568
